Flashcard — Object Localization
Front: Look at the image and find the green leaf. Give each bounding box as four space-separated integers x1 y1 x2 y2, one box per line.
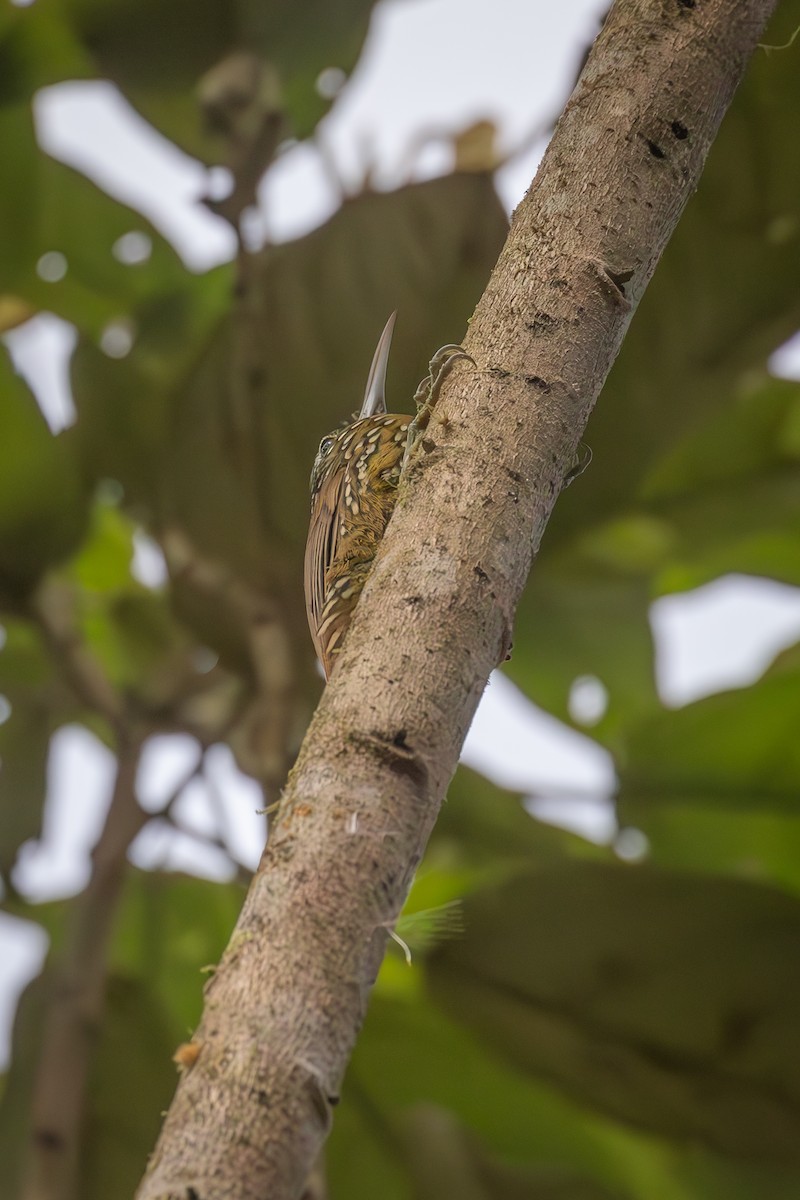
400 1105 624 1200
336 997 634 1200
618 658 800 814
69 500 135 593
618 805 800 898
507 573 657 741
0 348 88 597
0 103 197 337
109 869 245 1033
429 863 800 1164
0 5 91 105
337 988 800 1200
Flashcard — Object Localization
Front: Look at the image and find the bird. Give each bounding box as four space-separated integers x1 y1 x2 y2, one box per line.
304 313 473 679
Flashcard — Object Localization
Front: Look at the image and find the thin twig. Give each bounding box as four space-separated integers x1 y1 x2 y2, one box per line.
29 579 125 731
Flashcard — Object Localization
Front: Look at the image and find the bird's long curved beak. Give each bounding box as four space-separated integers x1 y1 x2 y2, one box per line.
360 311 396 418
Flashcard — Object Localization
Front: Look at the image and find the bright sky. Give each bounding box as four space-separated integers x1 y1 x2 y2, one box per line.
2 0 800 1066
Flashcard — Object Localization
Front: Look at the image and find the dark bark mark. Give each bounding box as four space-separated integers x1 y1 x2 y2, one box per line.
528 310 556 333
525 375 551 392
34 1128 64 1150
351 730 429 790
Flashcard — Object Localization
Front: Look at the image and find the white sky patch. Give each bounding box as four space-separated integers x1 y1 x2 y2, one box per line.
13 726 116 901
651 575 800 707
34 82 236 272
0 915 48 1071
112 230 153 265
258 140 340 245
8 730 264 905
462 670 614 796
3 312 77 432
136 734 202 812
132 737 265 875
769 329 800 380
202 744 265 870
132 529 169 588
462 672 617 845
36 250 68 282
526 793 617 845
567 674 609 727
321 0 605 193
99 317 135 359
614 826 650 862
129 821 238 880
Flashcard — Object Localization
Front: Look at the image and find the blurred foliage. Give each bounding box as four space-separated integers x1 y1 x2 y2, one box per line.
1 0 800 1197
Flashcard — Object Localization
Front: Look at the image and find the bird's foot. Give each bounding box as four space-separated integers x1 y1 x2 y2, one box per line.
403 344 475 469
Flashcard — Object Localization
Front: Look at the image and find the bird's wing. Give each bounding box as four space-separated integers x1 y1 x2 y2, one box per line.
304 465 345 671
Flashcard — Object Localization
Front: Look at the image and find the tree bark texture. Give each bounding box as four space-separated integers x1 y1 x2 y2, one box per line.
137 1 779 1196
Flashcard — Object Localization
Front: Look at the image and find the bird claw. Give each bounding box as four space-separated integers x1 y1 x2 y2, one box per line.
404 343 475 469
412 344 475 413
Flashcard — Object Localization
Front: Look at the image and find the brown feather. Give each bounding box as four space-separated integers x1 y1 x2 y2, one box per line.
304 414 409 677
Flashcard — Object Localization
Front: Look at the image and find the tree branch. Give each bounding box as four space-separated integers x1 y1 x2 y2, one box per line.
30 578 126 732
136 2 779 1197
22 735 147 1200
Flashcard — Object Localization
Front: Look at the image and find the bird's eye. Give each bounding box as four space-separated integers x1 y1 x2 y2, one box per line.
318 436 335 456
